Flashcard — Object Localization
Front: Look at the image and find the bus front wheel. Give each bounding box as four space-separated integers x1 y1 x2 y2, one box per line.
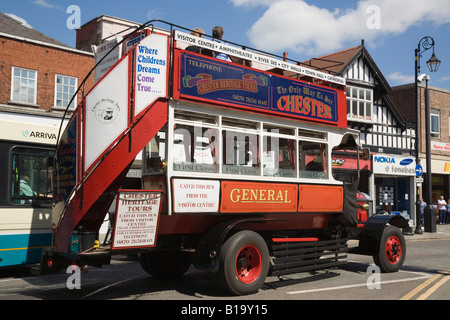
373 225 406 273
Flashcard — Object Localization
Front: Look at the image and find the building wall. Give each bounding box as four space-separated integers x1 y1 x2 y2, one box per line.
0 36 94 111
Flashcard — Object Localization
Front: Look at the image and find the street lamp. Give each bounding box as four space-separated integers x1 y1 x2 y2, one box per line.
414 36 441 234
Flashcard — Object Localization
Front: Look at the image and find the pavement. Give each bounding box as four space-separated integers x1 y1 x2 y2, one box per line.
403 223 450 240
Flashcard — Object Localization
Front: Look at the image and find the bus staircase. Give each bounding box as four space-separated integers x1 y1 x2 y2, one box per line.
51 43 168 257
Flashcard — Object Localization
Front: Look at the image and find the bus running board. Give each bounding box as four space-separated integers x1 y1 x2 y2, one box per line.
269 238 348 277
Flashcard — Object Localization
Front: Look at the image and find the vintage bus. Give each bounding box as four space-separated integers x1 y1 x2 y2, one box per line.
0 110 60 267
43 21 407 295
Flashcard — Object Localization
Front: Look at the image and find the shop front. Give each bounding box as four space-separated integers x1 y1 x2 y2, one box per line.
373 154 416 223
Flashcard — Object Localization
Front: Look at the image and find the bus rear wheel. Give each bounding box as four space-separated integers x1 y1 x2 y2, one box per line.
373 225 406 273
219 231 269 295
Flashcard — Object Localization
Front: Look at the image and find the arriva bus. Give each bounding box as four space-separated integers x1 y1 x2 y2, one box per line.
0 110 62 267
40 21 407 295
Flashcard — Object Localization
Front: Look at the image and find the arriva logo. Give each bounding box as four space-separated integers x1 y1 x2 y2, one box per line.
22 129 57 140
374 156 395 163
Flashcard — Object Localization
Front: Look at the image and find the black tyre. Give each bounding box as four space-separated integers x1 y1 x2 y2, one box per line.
139 251 191 278
219 230 269 295
373 225 406 273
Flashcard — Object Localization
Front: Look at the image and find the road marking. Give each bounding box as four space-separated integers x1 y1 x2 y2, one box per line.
401 270 450 300
400 274 441 300
287 272 431 295
416 275 450 300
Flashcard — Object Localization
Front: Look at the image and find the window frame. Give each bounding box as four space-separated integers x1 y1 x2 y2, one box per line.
430 108 440 138
9 146 54 206
346 86 373 122
168 107 334 182
10 66 38 105
54 74 78 110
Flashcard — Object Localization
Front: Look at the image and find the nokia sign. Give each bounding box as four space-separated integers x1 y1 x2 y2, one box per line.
373 155 415 176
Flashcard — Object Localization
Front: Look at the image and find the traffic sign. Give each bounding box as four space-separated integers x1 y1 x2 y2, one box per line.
415 164 423 178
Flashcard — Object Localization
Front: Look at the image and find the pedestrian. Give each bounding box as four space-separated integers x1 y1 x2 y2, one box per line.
437 195 447 225
420 197 427 227
447 199 450 224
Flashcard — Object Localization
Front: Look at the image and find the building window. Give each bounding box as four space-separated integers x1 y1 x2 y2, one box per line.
55 74 77 109
11 67 37 105
431 108 440 138
346 86 372 122
448 112 450 136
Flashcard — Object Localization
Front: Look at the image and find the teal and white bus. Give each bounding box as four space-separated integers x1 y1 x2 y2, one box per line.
0 110 61 267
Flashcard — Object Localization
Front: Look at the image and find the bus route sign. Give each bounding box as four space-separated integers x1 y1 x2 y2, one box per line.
179 53 344 127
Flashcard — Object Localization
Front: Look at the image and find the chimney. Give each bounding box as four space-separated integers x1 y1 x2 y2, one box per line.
283 52 288 61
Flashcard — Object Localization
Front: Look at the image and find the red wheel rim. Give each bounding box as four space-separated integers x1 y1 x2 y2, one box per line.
235 245 262 283
385 235 402 264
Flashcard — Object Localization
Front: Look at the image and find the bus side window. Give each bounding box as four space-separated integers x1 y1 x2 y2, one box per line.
263 136 296 177
10 148 53 205
172 124 218 173
299 141 328 179
144 126 167 174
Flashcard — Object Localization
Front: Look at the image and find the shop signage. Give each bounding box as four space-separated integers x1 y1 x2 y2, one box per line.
373 154 415 176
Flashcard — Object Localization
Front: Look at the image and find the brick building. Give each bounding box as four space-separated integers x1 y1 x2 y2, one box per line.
390 83 450 203
0 12 94 116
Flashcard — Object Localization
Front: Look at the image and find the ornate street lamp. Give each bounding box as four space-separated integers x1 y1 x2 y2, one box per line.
414 36 440 234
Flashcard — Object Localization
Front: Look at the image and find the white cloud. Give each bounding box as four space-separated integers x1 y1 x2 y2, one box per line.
6 13 33 29
388 72 414 85
147 8 165 21
232 0 450 56
32 0 64 11
33 0 54 8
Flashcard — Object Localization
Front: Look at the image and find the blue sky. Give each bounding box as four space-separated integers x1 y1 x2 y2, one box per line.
2 0 450 90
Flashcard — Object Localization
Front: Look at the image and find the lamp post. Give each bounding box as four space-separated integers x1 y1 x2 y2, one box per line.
414 36 441 234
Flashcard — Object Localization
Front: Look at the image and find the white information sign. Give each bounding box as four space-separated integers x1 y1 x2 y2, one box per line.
134 34 168 117
93 36 122 83
173 179 220 213
174 30 346 86
84 56 129 172
112 190 162 249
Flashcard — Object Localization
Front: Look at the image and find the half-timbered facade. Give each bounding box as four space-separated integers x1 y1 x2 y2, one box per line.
304 41 416 219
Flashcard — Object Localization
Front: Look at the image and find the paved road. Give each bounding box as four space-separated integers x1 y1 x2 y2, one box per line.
1 224 450 305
